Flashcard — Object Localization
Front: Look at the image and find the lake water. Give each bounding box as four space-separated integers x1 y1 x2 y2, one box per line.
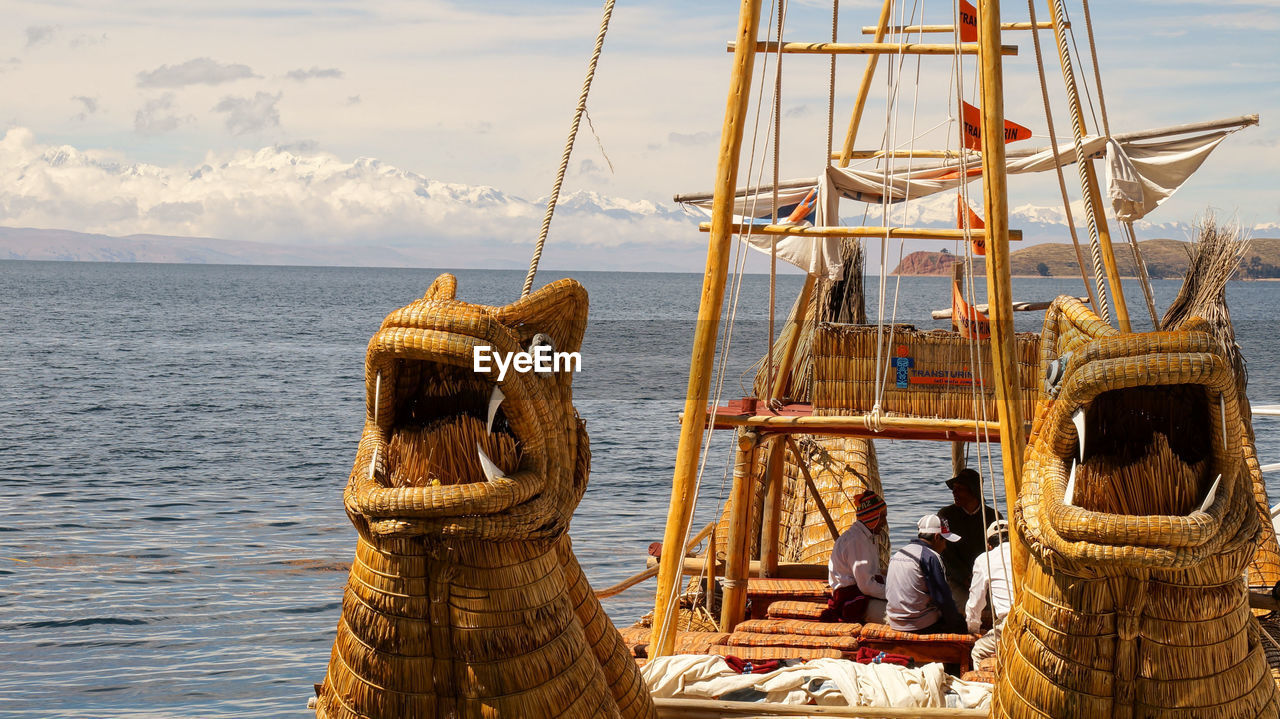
2 260 1278 717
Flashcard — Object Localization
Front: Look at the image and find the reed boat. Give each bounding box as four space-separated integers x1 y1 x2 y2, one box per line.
311 1 1280 717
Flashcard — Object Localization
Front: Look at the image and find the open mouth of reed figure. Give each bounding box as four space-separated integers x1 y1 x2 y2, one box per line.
384 361 522 488
1067 384 1216 517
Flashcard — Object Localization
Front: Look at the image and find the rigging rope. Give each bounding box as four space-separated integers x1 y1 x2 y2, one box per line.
659 0 785 643
1047 0 1112 324
521 0 617 298
1078 0 1159 326
1026 0 1099 313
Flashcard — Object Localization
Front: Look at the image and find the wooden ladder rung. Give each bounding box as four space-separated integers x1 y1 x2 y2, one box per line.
861 21 1057 35
729 41 1018 56
701 222 1022 242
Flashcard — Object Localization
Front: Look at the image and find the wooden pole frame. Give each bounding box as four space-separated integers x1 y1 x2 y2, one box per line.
649 0 764 659
759 437 787 577
976 0 1028 589
837 0 893 167
719 429 759 631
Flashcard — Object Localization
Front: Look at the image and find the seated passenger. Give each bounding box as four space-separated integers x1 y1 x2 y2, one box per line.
821 490 888 623
966 519 1013 665
885 514 965 634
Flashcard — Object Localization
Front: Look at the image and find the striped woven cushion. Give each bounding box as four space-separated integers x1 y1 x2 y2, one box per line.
978 656 999 672
746 578 831 600
617 627 730 657
618 625 650 654
676 631 731 654
859 623 977 645
708 644 843 661
735 619 861 637
725 631 859 652
765 600 828 620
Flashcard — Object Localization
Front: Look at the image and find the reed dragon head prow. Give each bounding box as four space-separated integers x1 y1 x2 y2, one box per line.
316 274 655 719
996 296 1278 718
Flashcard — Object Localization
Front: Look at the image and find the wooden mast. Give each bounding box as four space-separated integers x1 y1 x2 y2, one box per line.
649 0 764 659
976 0 1027 585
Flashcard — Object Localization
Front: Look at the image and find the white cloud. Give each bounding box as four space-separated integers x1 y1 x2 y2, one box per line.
0 128 695 253
285 66 343 82
212 92 282 135
137 58 258 88
134 94 184 136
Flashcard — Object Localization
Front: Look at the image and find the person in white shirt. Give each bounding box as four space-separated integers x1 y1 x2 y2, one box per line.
966 519 1013 665
821 490 888 623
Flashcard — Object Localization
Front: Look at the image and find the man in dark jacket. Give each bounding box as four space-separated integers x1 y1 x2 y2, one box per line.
937 468 1001 608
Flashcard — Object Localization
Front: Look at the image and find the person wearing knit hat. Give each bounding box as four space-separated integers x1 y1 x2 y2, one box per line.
821 490 888 623
937 467 1001 609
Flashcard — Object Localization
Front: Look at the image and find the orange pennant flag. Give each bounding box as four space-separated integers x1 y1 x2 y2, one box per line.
959 0 978 43
952 277 990 340
960 101 1032 151
956 195 986 255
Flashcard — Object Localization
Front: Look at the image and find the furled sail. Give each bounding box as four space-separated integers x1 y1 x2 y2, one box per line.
675 115 1254 277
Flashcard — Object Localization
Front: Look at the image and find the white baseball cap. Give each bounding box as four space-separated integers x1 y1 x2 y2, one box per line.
917 514 961 543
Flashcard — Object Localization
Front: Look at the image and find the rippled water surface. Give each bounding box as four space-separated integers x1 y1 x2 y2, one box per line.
2 260 1278 717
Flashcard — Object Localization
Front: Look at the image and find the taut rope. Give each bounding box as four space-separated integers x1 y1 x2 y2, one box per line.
1026 0 1099 314
1048 0 1112 325
522 0 617 298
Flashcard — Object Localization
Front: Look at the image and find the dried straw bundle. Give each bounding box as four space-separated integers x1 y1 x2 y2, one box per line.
812 324 1041 421
388 416 520 487
1158 214 1280 588
315 275 654 719
994 297 1279 718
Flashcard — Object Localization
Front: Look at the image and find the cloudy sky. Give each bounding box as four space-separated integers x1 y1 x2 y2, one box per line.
1 0 1277 269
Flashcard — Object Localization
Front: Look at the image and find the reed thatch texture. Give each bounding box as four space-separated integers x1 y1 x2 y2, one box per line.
812 324 1041 422
1157 215 1280 587
315 275 655 719
994 296 1279 718
778 436 888 568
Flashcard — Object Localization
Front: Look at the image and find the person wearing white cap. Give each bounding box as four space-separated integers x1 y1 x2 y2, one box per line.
885 514 965 634
966 519 1013 665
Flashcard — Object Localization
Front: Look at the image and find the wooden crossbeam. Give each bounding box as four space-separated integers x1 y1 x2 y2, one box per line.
654 697 987 718
861 21 1056 34
644 556 828 580
729 41 1018 56
700 408 1002 443
701 222 1023 242
931 297 1088 320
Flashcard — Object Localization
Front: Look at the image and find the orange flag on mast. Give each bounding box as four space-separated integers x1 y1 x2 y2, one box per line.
960 101 1032 151
959 0 978 43
956 195 986 255
952 276 990 340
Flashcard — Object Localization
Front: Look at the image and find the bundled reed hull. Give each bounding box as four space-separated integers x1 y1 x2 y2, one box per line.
812 323 1040 422
315 274 655 719
995 297 1279 718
